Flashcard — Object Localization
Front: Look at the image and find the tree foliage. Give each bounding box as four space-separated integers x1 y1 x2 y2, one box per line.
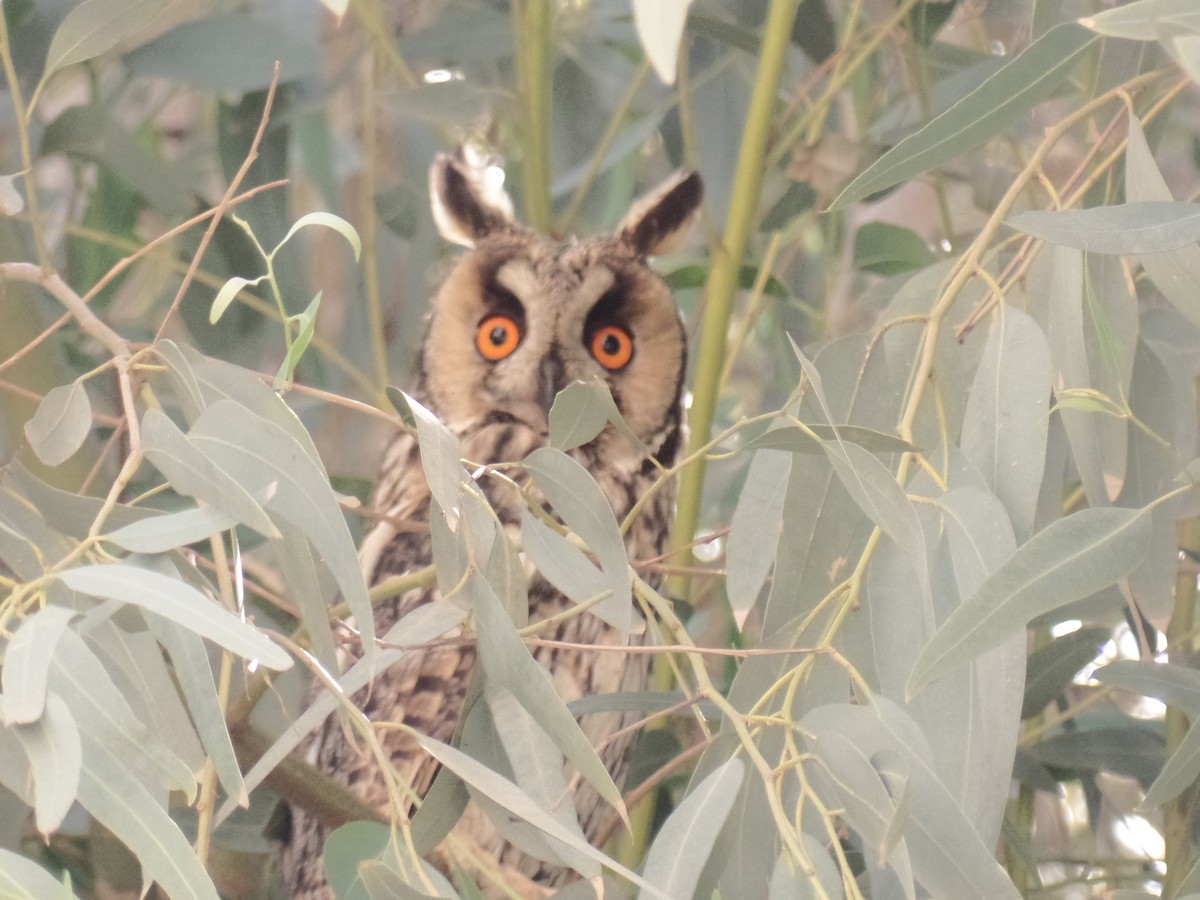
1 0 1200 898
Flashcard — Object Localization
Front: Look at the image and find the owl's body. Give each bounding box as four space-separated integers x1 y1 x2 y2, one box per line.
281 156 702 899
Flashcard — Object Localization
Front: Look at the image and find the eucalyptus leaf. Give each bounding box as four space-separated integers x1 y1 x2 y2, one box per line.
726 449 789 625
2 605 77 724
24 380 91 467
105 505 239 553
1008 201 1200 254
42 0 169 81
1022 627 1110 719
9 692 81 834
1095 659 1200 718
908 506 1153 696
0 848 80 899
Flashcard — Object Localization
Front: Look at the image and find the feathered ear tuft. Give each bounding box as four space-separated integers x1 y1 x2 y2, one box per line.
617 170 703 257
429 153 516 248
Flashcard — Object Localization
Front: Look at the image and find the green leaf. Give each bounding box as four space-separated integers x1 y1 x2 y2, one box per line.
831 23 1097 209
738 424 917 455
663 264 787 297
141 409 279 538
209 275 264 325
549 380 614 451
77 736 220 900
632 0 694 83
524 447 631 632
907 506 1153 697
1021 627 1110 719
105 504 239 553
24 380 91 467
56 564 293 671
768 839 845 899
275 291 323 389
960 303 1052 540
1145 715 1200 807
1081 0 1200 40
2 605 76 724
394 391 465 521
275 211 362 262
637 758 745 899
726 449 789 626
1124 114 1200 330
1008 201 1200 254
824 438 924 564
0 848 80 899
324 821 390 900
470 575 626 826
10 692 81 834
41 0 169 81
1095 659 1200 718
519 510 610 615
1031 726 1164 786
853 222 936 276
359 860 450 899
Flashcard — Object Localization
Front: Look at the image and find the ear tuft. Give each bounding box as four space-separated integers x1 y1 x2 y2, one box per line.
617 170 704 257
429 153 516 248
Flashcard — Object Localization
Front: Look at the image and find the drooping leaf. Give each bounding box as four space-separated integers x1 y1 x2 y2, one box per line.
9 692 81 834
276 211 362 261
831 23 1097 208
907 506 1153 696
637 758 745 899
853 222 936 276
57 564 292 670
2 605 77 724
24 380 91 467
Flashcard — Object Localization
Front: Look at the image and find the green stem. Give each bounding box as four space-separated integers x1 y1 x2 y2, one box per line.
517 0 553 230
668 0 801 604
1165 519 1200 898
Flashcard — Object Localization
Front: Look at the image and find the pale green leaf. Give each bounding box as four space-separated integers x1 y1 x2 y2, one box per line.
1081 0 1200 39
726 449 789 626
908 506 1153 696
824 439 924 563
637 758 745 899
2 605 76 724
740 424 917 455
42 0 169 80
1022 627 1110 719
960 303 1052 541
831 23 1097 209
77 736 220 900
0 173 24 215
519 510 611 619
768 840 845 900
470 575 626 826
1096 660 1200 718
25 380 91 467
0 848 79 899
276 211 362 262
525 447 631 633
1008 201 1200 254
632 0 695 84
141 409 279 538
209 275 263 324
274 291 322 390
549 380 612 451
10 692 81 834
394 391 465 521
106 504 239 553
56 565 292 670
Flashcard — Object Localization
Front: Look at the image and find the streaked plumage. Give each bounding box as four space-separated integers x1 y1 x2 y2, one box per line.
281 154 702 898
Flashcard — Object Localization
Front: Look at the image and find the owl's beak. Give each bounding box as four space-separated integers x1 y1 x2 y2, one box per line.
538 355 565 419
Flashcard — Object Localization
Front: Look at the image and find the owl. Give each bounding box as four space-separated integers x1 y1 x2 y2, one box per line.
280 154 703 899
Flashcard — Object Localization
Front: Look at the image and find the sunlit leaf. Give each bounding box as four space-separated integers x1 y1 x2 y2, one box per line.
1095 659 1200 718
276 211 362 261
1081 0 1200 39
908 506 1153 696
209 275 264 324
24 380 91 467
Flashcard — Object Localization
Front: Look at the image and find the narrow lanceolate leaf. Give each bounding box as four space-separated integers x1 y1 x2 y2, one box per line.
0 848 79 899
824 439 924 564
907 506 1153 697
77 736 220 900
739 424 916 455
1082 0 1200 40
274 291 323 390
25 380 91 467
960 304 1052 541
412 731 672 900
209 275 264 324
632 0 695 84
470 576 627 826
525 447 631 633
831 23 1097 209
56 565 292 671
42 0 169 80
520 510 610 612
277 211 363 261
1125 114 1200 329
726 449 790 626
2 605 77 724
1095 659 1200 718
106 505 239 553
1008 201 1200 254
637 758 745 899
1021 627 1110 719
10 693 81 834
394 391 465 520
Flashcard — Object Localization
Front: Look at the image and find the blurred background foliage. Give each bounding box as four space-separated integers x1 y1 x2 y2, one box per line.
5 0 1200 898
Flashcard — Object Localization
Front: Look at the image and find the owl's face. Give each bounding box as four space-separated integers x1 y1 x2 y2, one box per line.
416 157 702 453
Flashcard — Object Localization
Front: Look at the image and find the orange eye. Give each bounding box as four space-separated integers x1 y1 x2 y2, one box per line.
476 315 521 360
590 325 634 370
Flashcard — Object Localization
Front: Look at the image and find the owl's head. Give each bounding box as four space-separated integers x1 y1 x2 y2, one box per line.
419 154 703 450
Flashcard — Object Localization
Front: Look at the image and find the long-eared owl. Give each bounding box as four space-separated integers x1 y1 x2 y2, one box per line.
281 154 703 898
